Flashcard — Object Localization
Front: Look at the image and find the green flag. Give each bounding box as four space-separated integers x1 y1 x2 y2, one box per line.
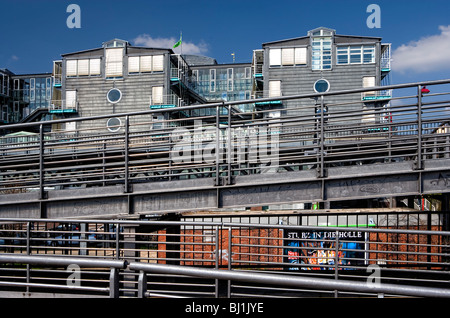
173 33 182 48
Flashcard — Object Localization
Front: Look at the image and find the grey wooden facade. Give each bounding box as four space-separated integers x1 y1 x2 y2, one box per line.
260 27 390 122
60 39 188 134
54 27 391 133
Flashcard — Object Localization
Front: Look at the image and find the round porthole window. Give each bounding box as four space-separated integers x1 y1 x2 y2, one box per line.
107 88 122 104
313 79 330 93
107 117 122 132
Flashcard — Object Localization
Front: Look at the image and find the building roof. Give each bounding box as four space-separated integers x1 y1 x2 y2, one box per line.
262 27 382 47
61 39 174 58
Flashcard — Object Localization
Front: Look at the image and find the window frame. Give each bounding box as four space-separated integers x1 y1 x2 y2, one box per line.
269 47 308 68
311 36 332 71
336 45 376 65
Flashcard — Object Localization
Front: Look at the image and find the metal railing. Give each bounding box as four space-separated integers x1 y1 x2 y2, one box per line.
0 214 449 297
0 79 449 197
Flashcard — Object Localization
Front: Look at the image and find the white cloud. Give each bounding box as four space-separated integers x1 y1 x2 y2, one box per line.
392 25 450 73
133 34 208 55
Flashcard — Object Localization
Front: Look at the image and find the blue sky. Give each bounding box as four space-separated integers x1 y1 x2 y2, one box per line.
1 0 450 85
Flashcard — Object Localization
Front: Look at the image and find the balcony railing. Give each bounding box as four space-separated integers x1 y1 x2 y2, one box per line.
50 100 78 113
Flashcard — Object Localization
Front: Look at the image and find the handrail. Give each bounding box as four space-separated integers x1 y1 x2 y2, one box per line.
1 78 449 130
129 262 450 298
0 254 127 269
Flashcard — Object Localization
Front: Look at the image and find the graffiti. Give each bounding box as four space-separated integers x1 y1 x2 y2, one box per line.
284 229 366 271
430 173 450 188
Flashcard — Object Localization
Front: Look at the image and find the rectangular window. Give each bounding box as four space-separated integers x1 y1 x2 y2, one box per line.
227 68 233 92
152 86 163 104
312 37 332 70
269 80 281 97
128 56 140 73
281 48 295 66
337 45 375 65
105 48 123 77
77 59 89 76
140 56 152 72
363 76 376 98
66 90 77 109
269 49 282 66
30 78 35 101
90 59 101 75
363 46 375 64
294 47 307 65
337 47 349 64
209 69 216 92
152 55 164 72
350 46 362 64
66 60 78 77
65 121 76 132
245 67 251 79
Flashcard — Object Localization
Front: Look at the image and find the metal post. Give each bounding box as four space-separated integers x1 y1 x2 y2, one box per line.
124 116 130 193
39 124 44 200
227 227 232 298
334 230 339 298
417 85 423 170
215 225 220 298
109 268 120 298
319 95 325 178
137 271 147 298
215 104 221 186
227 104 232 185
26 222 31 293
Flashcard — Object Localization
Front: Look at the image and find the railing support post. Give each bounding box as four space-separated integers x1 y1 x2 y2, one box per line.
416 85 423 170
39 124 45 200
215 104 222 186
319 95 326 178
124 115 130 193
137 271 147 298
109 268 120 298
227 104 232 185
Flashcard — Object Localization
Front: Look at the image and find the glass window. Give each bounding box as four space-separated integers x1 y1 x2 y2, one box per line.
337 47 349 64
312 37 332 70
105 48 124 78
269 80 281 97
269 49 282 66
363 46 375 63
337 45 375 65
107 117 122 132
350 46 362 64
107 88 122 104
209 69 216 92
314 79 330 93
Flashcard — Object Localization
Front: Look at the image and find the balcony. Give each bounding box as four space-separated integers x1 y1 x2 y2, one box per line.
381 43 391 73
362 89 392 101
49 100 78 113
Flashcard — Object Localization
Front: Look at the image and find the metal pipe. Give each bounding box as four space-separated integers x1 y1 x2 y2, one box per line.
128 262 450 298
0 254 127 269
